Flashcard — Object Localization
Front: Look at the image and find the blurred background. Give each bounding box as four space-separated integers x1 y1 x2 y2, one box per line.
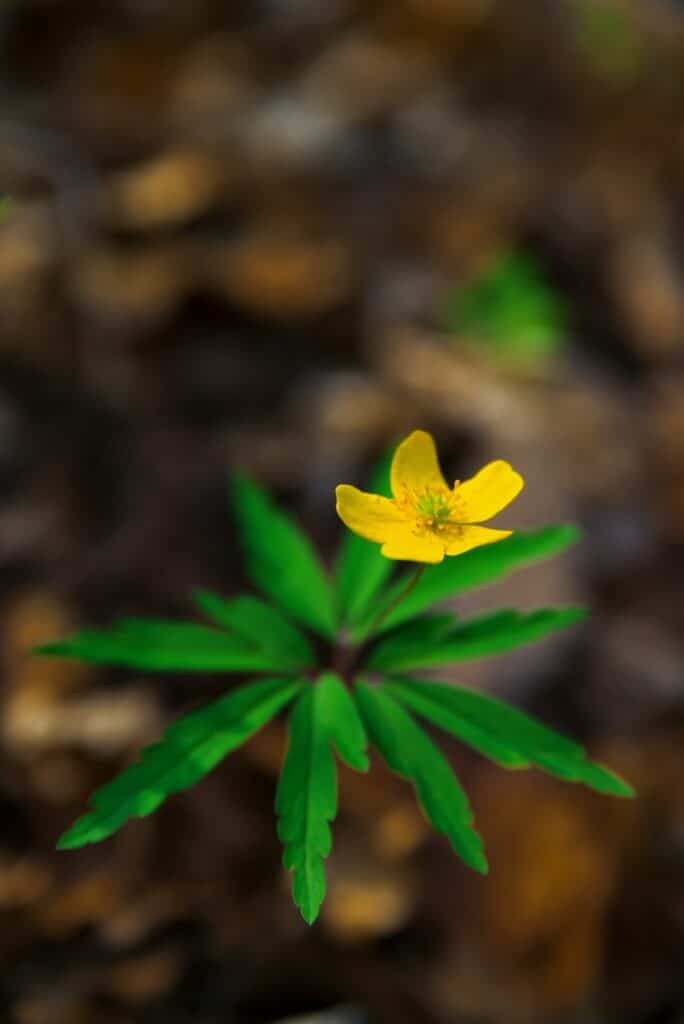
1 0 684 1021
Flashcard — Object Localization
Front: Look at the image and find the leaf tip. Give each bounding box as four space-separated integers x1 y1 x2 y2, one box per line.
466 839 489 875
579 760 636 799
567 604 589 621
31 642 61 656
191 588 216 617
230 470 257 503
556 521 583 544
599 772 636 799
300 905 320 926
56 829 84 851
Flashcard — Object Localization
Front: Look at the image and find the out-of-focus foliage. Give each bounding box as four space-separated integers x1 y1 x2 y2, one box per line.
442 251 569 367
573 0 646 85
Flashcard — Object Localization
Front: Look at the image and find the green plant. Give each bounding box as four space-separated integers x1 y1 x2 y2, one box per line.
35 433 633 924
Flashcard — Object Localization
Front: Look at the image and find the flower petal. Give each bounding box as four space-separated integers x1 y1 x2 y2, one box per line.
390 430 448 503
335 484 406 543
456 460 524 523
380 524 445 563
443 524 512 557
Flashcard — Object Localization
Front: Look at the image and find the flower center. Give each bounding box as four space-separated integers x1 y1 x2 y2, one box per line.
414 488 454 532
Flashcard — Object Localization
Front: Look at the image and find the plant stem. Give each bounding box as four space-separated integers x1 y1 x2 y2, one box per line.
363 565 425 640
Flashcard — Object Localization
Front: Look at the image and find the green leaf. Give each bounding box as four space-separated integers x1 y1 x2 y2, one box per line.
316 673 369 772
528 750 635 797
232 474 336 639
58 676 303 849
34 617 302 673
276 674 368 924
276 690 333 924
383 679 528 769
384 677 634 798
355 681 487 873
334 451 396 628
366 607 587 671
354 524 581 639
372 613 457 650
193 590 315 666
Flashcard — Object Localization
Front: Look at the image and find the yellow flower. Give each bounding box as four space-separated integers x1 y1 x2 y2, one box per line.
335 430 524 564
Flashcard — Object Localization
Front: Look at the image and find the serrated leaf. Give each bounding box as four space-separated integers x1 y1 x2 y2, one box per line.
34 617 300 673
193 590 314 665
387 676 582 758
276 674 368 924
232 474 336 639
334 451 396 628
353 524 581 640
366 606 587 671
58 676 303 849
384 677 634 798
276 690 333 924
355 680 487 873
383 680 528 768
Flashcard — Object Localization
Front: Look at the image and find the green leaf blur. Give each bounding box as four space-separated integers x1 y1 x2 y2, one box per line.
443 250 569 365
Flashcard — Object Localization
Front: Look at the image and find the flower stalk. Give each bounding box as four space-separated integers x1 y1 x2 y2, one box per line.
362 564 425 640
